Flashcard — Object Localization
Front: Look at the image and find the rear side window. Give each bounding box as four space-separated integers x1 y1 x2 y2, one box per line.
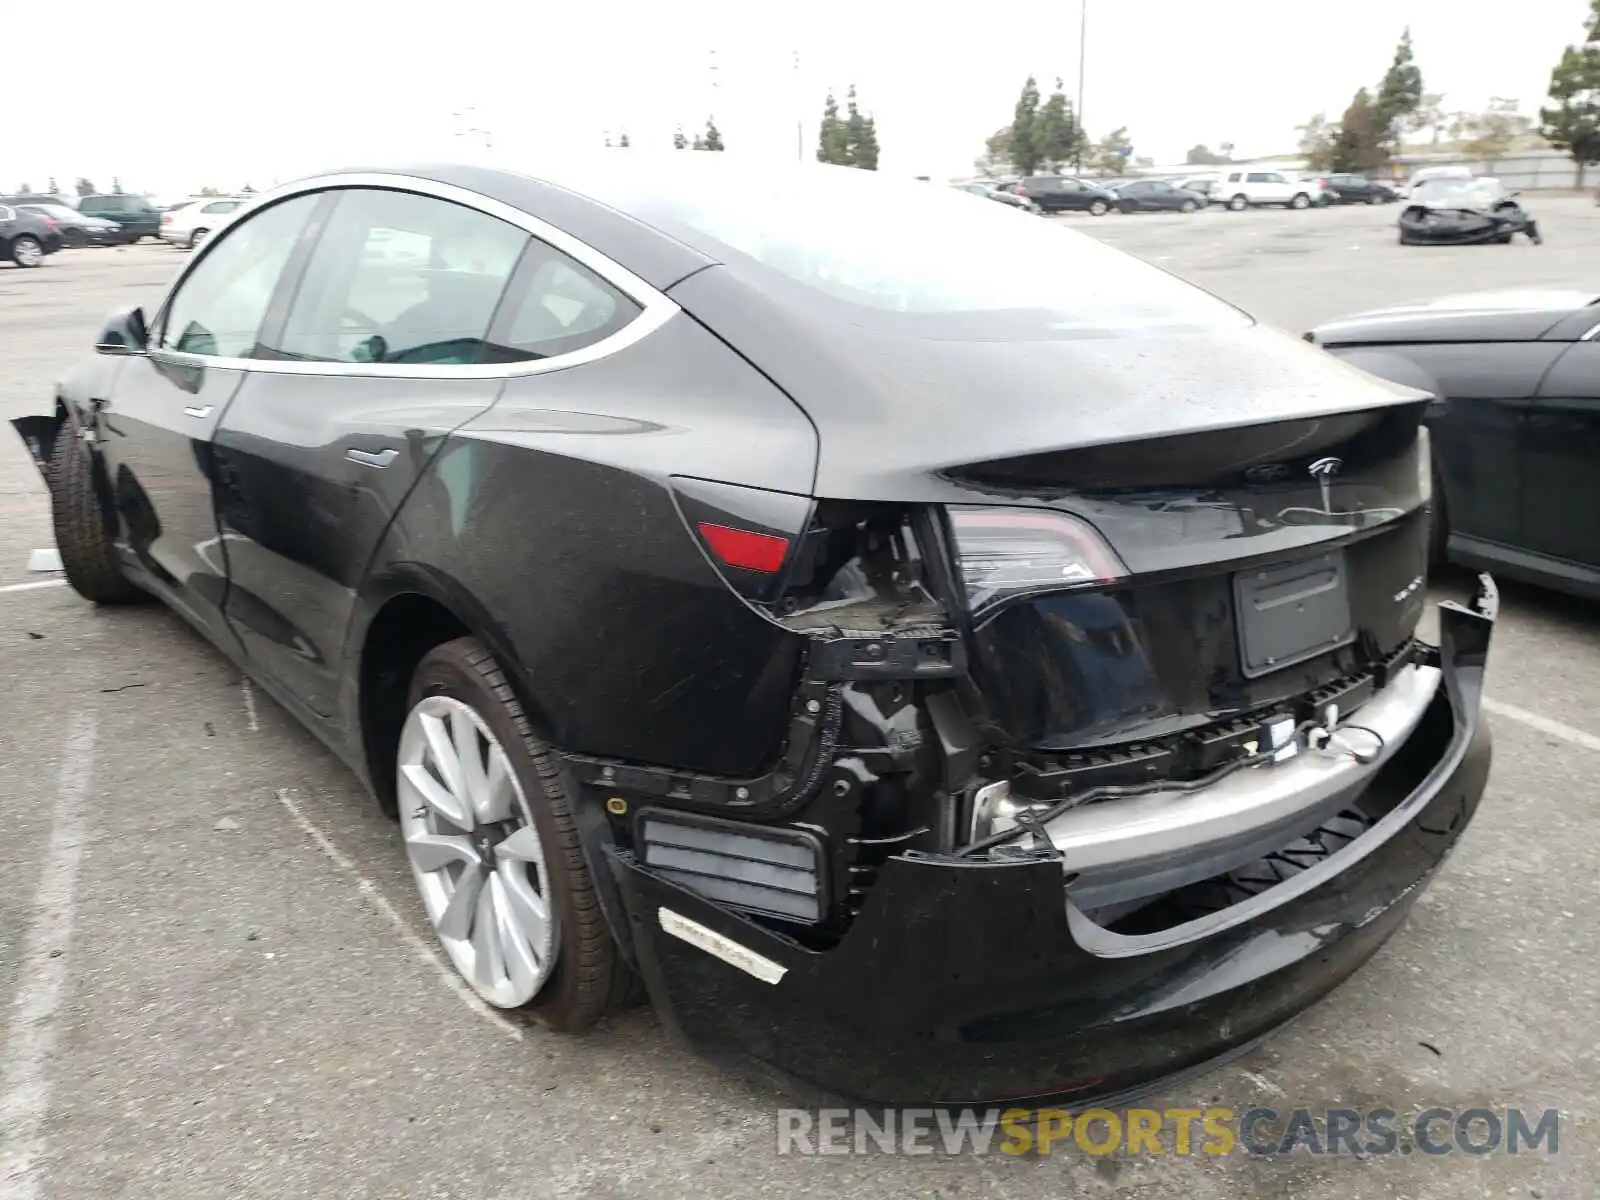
158 194 319 358
481 242 640 363
270 188 528 365
0 207 13 221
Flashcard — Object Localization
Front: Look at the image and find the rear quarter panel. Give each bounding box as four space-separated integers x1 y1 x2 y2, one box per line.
351 311 820 777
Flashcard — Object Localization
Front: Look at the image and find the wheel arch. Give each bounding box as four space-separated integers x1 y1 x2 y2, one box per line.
351 564 550 816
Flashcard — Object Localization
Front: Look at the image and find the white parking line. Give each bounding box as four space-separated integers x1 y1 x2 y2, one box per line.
240 678 260 733
0 715 97 1200
0 580 66 596
1483 697 1600 754
274 789 524 1042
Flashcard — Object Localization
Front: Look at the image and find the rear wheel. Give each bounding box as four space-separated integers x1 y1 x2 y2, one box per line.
1290 192 1311 210
48 424 145 604
1367 193 1383 205
1227 194 1248 211
398 637 633 1029
1180 199 1198 213
10 235 44 267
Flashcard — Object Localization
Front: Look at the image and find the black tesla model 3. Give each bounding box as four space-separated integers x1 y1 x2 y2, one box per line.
11 156 1495 1106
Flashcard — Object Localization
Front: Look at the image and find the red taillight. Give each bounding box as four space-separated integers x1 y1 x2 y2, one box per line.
161 214 172 225
947 506 1127 619
42 218 57 230
1012 187 1031 197
696 522 790 574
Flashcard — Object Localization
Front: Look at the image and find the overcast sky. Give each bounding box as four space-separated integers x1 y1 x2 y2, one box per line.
8 0 1588 196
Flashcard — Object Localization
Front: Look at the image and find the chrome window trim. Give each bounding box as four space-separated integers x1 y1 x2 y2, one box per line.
150 171 681 381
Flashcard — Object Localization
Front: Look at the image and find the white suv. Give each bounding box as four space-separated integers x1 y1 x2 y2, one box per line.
1215 170 1316 211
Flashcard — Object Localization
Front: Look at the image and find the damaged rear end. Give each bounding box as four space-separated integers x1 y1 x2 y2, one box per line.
566 188 1495 1104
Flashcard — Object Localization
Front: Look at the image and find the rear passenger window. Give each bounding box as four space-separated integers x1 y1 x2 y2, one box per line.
270 189 529 366
481 241 641 363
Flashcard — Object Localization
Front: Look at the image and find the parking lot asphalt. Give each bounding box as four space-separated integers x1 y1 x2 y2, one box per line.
1 202 1597 1199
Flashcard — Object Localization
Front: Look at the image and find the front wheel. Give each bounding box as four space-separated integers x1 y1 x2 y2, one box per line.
1367 194 1383 205
1088 199 1108 216
1180 199 1198 213
189 228 209 250
48 424 145 604
1227 194 1248 211
397 637 633 1028
1290 192 1311 210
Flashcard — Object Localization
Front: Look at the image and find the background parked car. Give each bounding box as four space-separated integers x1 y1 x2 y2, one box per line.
74 193 163 242
1111 179 1209 213
1310 173 1399 204
159 197 245 248
9 201 124 247
951 180 1038 212
1214 170 1317 210
0 204 62 267
1004 175 1118 215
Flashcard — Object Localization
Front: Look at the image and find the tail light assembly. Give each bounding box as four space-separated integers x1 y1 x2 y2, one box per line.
946 506 1127 622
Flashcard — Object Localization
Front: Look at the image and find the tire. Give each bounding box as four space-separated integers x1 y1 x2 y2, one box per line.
400 637 634 1030
1180 199 1198 213
1367 194 1383 205
189 228 209 250
48 423 145 604
1088 199 1108 216
1289 192 1311 210
1227 194 1248 211
10 235 44 267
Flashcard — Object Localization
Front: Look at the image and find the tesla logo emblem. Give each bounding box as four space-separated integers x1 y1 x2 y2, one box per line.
1244 463 1291 483
1309 456 1343 513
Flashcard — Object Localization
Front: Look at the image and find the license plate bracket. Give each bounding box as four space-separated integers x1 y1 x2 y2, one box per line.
1233 551 1354 678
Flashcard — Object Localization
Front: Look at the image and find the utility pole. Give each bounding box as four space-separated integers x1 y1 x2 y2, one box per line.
794 50 804 161
1075 0 1087 172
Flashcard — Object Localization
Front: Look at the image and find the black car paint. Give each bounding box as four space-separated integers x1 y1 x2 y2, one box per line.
1312 288 1600 599
13 161 1494 1104
1111 181 1208 212
1006 176 1118 213
0 204 63 262
612 588 1493 1105
1397 192 1541 246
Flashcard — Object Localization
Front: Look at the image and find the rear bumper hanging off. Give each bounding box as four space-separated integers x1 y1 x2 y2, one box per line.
604 578 1497 1107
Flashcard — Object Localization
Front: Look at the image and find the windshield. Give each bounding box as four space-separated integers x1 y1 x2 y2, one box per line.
579 160 1251 340
1413 177 1506 209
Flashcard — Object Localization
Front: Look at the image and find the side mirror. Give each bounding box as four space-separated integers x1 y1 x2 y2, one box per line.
96 306 148 355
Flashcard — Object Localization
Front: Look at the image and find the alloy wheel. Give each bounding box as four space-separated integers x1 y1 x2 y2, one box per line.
13 237 42 267
397 694 558 1008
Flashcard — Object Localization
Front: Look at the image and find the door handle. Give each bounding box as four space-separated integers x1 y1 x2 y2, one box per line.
345 447 398 468
183 405 213 419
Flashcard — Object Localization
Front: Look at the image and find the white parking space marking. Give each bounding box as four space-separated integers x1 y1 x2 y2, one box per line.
0 716 97 1200
0 581 66 597
274 789 524 1042
240 678 260 733
1484 697 1600 754
24 551 60 574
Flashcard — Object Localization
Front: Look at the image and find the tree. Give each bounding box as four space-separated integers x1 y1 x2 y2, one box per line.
1183 143 1229 165
111 177 124 194
1218 141 1236 159
198 185 222 197
841 85 879 170
16 182 30 195
1296 113 1339 171
1008 75 1043 175
1034 80 1087 171
74 177 95 197
1374 27 1424 158
817 91 847 163
1540 1 1600 185
1407 92 1446 148
673 126 689 150
47 176 58 194
701 117 724 151
1090 126 1133 176
1331 87 1385 173
973 125 1013 175
1463 108 1520 167
240 183 256 194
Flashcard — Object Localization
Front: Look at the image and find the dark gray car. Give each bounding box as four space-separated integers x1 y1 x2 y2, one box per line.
0 203 62 267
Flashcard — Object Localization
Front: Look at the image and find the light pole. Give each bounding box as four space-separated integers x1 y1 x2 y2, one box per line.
1074 0 1087 171
794 50 804 161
